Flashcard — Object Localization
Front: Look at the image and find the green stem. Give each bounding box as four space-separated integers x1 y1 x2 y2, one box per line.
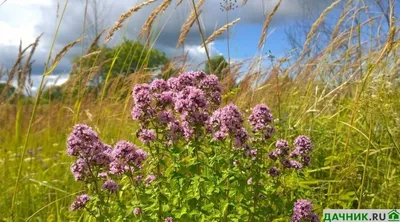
194 139 202 212
226 10 231 79
149 142 163 221
190 0 213 73
358 117 373 208
250 148 261 222
223 139 233 222
10 0 70 218
157 148 162 222
84 206 99 219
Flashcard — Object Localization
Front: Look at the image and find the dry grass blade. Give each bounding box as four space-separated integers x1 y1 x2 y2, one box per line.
176 0 184 8
301 0 341 57
258 0 283 49
22 34 42 75
104 0 157 44
87 29 105 54
46 38 83 76
0 37 39 100
331 0 352 41
81 50 101 59
376 3 397 63
177 0 205 47
139 0 172 40
20 34 42 93
242 0 248 6
8 46 28 78
202 18 241 47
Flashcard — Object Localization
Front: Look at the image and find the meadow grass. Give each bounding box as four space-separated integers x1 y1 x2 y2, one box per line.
1 0 400 221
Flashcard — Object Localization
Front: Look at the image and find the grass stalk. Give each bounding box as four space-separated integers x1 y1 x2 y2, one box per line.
358 116 373 208
10 0 69 218
190 0 213 72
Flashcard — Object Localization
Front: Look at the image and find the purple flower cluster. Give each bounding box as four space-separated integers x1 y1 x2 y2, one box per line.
70 158 90 181
157 91 175 106
248 104 274 139
269 139 290 160
67 125 147 182
291 200 319 222
282 159 303 169
67 124 110 159
110 140 148 174
174 86 207 113
290 135 313 158
131 71 222 142
288 135 313 167
175 86 209 139
267 136 314 175
70 194 90 211
207 104 248 148
151 79 169 93
137 128 156 144
102 180 119 193
131 84 155 121
200 74 222 106
67 125 114 181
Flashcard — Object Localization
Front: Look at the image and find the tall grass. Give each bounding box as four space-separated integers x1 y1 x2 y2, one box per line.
0 0 399 221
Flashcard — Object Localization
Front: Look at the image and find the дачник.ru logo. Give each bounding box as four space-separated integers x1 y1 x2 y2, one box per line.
323 209 400 222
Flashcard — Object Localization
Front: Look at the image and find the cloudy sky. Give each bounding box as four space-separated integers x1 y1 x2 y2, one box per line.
0 0 333 91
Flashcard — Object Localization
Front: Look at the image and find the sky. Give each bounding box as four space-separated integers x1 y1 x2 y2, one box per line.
0 0 334 92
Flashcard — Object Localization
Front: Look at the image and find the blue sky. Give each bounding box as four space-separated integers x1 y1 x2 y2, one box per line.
213 23 289 60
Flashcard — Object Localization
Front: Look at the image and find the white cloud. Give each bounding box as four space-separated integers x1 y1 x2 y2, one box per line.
187 42 220 64
0 0 51 46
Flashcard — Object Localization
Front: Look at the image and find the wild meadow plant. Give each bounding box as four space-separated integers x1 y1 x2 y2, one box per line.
67 71 319 221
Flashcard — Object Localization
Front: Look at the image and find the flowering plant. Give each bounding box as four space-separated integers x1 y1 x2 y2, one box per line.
67 71 319 221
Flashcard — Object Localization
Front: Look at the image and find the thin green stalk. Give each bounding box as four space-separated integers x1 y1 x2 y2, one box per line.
226 10 231 78
251 155 261 222
11 77 47 219
14 99 22 144
190 0 213 73
358 117 373 208
26 191 84 221
223 139 233 222
194 138 203 212
10 0 69 217
327 99 342 198
148 139 163 222
135 11 173 74
342 11 363 154
84 157 100 195
72 0 89 124
274 62 282 137
84 206 99 219
156 144 163 222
